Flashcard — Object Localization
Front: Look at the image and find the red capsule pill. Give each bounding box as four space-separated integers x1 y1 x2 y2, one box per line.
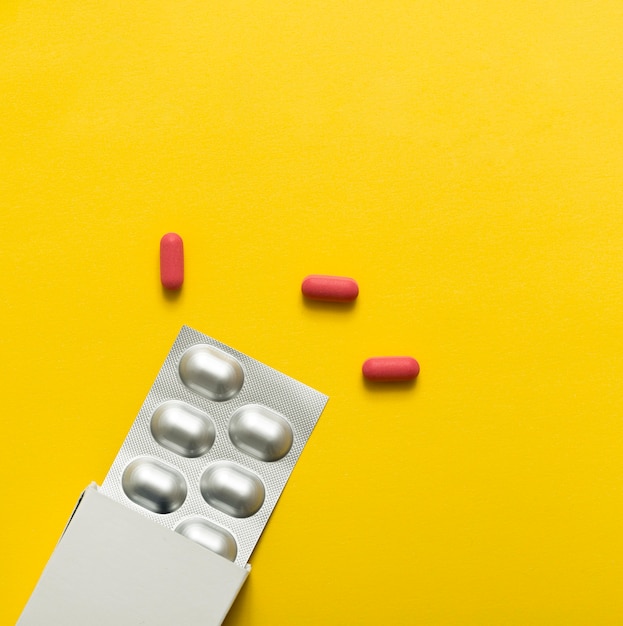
362 357 420 382
160 233 184 290
301 275 359 302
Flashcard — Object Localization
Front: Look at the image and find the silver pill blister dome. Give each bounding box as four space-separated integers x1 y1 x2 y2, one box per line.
179 344 244 401
122 457 187 514
151 400 215 458
229 404 293 462
101 326 328 566
175 517 238 562
200 462 265 518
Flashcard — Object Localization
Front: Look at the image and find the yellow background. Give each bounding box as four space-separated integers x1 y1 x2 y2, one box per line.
2 1 623 624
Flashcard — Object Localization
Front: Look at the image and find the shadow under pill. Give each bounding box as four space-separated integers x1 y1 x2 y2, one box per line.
162 285 183 302
302 297 357 313
362 377 418 391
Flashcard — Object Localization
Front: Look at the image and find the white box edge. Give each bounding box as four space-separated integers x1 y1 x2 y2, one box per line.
18 484 250 626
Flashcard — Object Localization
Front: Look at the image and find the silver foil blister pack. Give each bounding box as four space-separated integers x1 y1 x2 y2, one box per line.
101 326 328 566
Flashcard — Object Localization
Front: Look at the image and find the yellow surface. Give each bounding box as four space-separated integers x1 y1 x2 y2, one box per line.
2 1 623 624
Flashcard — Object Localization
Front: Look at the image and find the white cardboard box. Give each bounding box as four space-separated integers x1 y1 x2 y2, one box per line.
18 484 249 625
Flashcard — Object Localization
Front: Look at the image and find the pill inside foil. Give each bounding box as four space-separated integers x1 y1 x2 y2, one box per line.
101 326 328 566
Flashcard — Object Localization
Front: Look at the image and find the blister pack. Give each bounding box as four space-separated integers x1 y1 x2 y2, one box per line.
101 326 328 567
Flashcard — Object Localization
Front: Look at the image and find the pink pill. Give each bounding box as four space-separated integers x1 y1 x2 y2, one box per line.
301 275 359 302
362 357 420 382
160 233 184 290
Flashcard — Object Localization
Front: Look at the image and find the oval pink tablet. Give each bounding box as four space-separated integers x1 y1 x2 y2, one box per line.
362 357 420 382
301 275 359 302
160 233 184 290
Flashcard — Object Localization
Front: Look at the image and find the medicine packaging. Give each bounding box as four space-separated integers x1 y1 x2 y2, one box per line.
19 326 328 625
